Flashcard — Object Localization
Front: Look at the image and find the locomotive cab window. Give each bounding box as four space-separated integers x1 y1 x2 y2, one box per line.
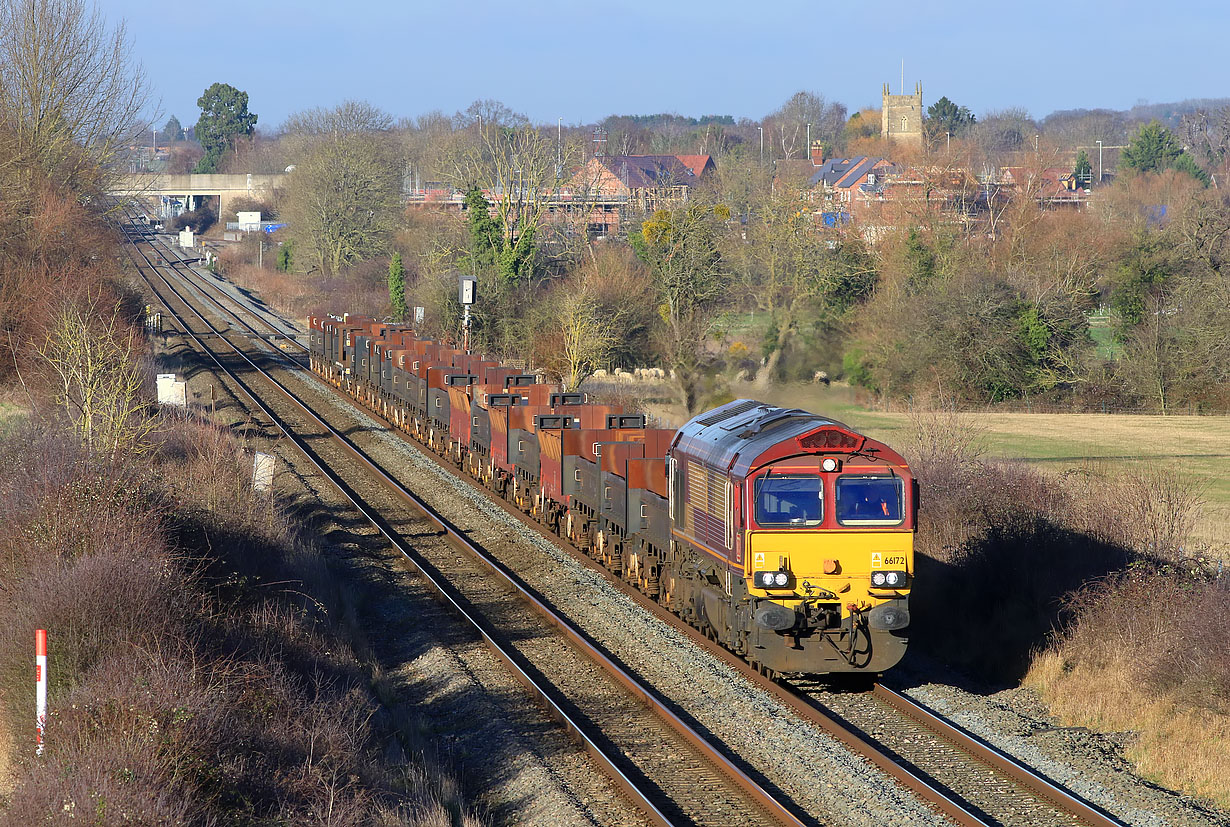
835 476 904 526
754 475 823 527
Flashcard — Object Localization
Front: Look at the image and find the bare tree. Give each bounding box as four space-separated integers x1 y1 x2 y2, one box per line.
1180 107 1230 170
763 91 847 159
444 122 580 266
453 99 528 130
398 109 459 188
281 100 394 138
38 296 155 459
0 0 151 195
548 283 619 390
639 203 730 413
281 131 401 276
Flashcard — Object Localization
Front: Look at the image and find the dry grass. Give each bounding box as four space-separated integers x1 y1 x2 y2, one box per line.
1025 567 1230 807
0 714 10 800
220 254 391 326
1028 650 1230 807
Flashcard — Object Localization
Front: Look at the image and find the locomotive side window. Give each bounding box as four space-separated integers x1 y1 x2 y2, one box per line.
835 476 904 526
754 475 823 527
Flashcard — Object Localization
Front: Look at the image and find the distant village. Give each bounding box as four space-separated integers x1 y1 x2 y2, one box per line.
125 82 1104 245
408 83 1092 243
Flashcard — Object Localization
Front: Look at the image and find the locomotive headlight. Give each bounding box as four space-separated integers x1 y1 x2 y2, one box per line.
754 571 792 589
821 457 839 472
871 570 908 589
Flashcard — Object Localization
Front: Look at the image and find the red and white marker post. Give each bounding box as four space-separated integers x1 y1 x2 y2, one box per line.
35 629 47 756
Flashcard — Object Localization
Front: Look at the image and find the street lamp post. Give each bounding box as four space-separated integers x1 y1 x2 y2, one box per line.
1096 140 1103 184
758 126 764 165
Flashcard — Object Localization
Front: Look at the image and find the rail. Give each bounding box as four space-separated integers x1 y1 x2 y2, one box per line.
122 218 807 827
132 217 1131 827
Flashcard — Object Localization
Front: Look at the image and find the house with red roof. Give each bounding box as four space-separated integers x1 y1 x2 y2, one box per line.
571 154 714 212
562 153 716 235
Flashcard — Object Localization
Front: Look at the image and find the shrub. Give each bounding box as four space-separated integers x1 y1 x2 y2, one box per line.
1027 566 1230 806
168 207 216 234
903 406 1133 683
0 415 482 825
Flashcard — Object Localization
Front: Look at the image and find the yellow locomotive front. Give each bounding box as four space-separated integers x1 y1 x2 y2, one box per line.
669 400 915 676
744 447 914 674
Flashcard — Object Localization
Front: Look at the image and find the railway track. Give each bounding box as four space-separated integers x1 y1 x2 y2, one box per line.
126 217 1130 827
122 222 807 826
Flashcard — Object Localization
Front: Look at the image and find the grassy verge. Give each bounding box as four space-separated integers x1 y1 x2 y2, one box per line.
751 384 1230 549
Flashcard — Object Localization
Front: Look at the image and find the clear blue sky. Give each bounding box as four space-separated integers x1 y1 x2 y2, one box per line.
113 0 1229 131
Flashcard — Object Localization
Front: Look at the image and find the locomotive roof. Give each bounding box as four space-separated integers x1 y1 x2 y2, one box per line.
671 398 901 477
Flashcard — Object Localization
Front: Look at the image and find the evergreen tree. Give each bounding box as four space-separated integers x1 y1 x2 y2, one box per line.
460 186 538 284
194 83 257 173
904 227 936 290
162 114 184 142
1073 149 1092 187
1121 120 1182 173
925 96 975 143
276 239 293 272
464 187 501 269
388 252 407 322
1171 152 1211 186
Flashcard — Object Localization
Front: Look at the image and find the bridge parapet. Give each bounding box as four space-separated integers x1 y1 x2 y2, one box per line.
110 172 287 194
109 172 288 217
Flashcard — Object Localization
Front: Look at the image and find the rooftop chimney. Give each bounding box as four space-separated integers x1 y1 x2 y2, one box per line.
810 140 825 167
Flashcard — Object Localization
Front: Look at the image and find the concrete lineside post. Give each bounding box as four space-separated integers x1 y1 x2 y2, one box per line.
35 629 47 756
252 451 276 492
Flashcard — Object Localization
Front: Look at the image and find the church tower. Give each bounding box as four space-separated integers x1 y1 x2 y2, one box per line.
882 81 923 144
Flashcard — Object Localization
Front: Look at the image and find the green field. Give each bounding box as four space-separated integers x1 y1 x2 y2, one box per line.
0 401 28 434
749 383 1229 548
1086 310 1121 360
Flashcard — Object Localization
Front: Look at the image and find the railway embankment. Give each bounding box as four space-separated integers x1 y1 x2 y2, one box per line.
0 410 485 824
0 206 484 821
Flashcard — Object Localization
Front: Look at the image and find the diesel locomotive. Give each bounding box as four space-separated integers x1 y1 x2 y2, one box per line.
308 313 916 677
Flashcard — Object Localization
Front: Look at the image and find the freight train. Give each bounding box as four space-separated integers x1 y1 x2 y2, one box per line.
308 314 916 677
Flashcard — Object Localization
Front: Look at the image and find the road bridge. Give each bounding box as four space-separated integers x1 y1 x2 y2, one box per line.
108 173 287 218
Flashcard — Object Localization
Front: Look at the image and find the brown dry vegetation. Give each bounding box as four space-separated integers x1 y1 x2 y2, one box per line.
893 405 1228 807
1026 569 1230 807
217 238 390 324
0 416 483 825
0 27 480 812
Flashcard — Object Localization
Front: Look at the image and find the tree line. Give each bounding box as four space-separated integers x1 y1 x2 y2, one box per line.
192 86 1230 415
